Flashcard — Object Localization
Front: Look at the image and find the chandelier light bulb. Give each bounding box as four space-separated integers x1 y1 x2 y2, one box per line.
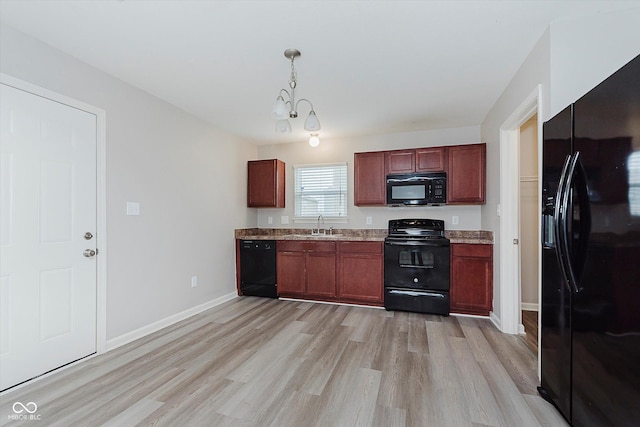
309 134 320 147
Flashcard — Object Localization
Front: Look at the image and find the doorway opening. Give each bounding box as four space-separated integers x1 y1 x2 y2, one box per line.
519 114 539 355
498 85 542 374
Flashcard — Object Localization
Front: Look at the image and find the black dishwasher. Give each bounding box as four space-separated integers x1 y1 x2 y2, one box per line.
240 240 277 298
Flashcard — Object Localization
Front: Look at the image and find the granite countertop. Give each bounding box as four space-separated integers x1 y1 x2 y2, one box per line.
235 228 493 244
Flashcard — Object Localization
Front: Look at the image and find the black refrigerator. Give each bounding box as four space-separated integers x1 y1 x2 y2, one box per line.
538 54 640 426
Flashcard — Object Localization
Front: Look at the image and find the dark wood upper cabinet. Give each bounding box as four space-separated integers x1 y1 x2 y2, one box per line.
416 147 446 172
247 159 285 208
385 149 416 174
354 152 386 206
446 144 486 204
354 143 485 207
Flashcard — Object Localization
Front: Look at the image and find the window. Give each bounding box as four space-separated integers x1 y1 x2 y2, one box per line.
294 163 347 220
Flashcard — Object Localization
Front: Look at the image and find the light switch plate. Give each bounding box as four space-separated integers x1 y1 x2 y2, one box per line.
126 202 140 216
281 215 289 224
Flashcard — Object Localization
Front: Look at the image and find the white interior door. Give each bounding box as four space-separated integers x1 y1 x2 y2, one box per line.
0 83 97 391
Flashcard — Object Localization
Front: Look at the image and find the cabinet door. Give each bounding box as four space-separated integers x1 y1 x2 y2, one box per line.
386 149 415 174
276 251 305 295
306 252 336 298
447 144 486 204
416 147 445 172
248 159 285 208
354 152 386 206
450 244 493 315
337 242 382 304
338 256 383 304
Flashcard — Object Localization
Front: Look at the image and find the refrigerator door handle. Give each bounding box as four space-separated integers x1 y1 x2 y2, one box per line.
559 152 583 294
554 153 576 293
570 151 591 293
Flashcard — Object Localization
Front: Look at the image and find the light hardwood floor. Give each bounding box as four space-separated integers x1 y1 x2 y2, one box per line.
521 310 539 355
0 297 567 426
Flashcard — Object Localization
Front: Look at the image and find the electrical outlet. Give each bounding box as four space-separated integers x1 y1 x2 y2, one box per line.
191 276 198 287
268 216 273 225
452 216 459 225
366 216 372 225
126 202 140 216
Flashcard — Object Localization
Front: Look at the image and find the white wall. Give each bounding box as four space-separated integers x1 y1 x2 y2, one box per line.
550 8 640 118
0 25 258 341
256 126 483 231
481 29 551 326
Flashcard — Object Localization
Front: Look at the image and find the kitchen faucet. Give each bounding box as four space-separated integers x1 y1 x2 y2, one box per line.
312 215 325 235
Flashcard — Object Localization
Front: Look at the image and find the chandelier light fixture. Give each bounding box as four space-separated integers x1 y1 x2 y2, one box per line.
271 48 321 142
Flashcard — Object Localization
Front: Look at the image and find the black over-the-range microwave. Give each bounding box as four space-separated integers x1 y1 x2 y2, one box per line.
386 172 447 206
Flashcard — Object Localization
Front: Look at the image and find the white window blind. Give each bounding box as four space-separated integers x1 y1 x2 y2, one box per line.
294 163 347 219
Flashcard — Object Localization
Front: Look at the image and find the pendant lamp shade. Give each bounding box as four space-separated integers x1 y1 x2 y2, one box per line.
275 119 292 134
271 97 288 120
304 110 321 132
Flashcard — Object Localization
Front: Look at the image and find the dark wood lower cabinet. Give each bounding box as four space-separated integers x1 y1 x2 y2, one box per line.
337 242 383 305
306 252 337 298
276 250 306 296
450 243 493 316
276 240 383 305
277 241 336 299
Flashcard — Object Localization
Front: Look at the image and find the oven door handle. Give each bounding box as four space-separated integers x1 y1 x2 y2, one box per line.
387 289 446 298
399 264 433 269
385 240 449 247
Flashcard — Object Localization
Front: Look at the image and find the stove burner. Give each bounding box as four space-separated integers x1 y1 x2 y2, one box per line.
387 218 447 240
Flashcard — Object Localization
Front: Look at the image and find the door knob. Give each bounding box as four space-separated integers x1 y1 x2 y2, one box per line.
83 249 96 258
84 232 93 240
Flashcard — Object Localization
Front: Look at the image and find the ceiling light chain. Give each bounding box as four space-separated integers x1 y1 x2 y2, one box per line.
271 48 321 141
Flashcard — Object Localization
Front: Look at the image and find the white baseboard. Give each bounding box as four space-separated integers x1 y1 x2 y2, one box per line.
521 303 539 312
489 311 503 332
105 292 238 352
450 312 490 320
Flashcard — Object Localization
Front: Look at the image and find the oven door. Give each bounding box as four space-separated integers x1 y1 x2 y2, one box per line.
384 238 450 291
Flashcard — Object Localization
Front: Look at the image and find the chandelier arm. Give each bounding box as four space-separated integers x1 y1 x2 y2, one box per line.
294 98 314 112
278 88 292 102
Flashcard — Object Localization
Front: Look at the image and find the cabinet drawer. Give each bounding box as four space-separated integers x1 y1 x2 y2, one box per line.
278 240 335 252
338 241 382 254
452 244 492 258
278 241 306 252
305 241 336 252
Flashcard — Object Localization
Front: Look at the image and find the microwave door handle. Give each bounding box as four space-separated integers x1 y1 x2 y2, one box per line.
387 176 430 183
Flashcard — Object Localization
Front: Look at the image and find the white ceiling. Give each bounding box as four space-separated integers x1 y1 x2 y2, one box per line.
1 0 639 145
